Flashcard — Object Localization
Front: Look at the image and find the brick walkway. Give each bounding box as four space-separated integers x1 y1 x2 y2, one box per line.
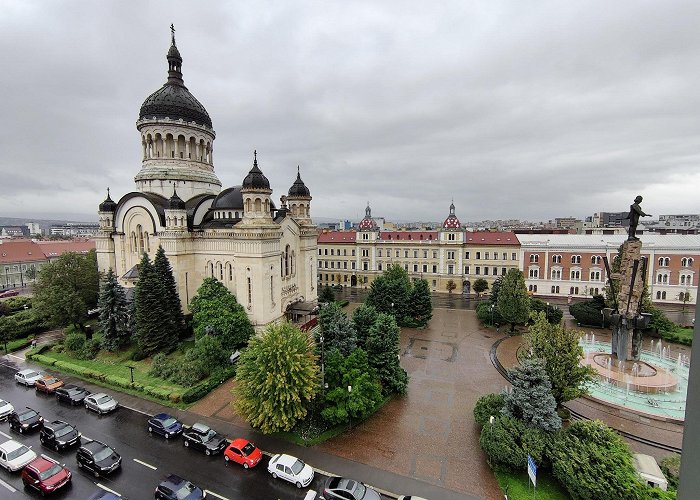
190 308 506 499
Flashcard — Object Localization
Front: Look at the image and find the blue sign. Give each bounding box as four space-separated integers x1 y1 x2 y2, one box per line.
527 454 537 487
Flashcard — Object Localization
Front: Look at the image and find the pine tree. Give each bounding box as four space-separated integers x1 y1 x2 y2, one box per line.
319 285 335 303
503 358 561 432
352 304 378 349
318 302 357 356
408 278 432 326
153 246 183 350
497 269 530 332
98 269 131 351
134 253 170 356
366 313 408 395
234 322 318 433
366 266 411 323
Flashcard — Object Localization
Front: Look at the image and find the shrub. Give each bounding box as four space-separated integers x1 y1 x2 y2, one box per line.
476 301 504 326
149 353 177 380
530 298 564 324
479 415 549 471
569 298 608 327
0 308 46 339
52 344 65 353
131 349 147 361
64 332 86 353
29 354 57 366
473 393 505 427
1 296 31 312
77 338 101 360
659 454 680 491
551 419 642 499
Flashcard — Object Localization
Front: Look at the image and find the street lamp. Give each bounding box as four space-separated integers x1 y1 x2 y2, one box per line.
320 335 325 390
601 309 605 328
490 303 494 326
546 302 550 322
348 385 353 431
128 365 135 384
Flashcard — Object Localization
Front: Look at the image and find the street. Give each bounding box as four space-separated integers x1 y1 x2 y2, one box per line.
0 359 387 500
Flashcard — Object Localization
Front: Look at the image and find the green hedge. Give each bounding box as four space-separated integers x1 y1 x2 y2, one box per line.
182 365 236 404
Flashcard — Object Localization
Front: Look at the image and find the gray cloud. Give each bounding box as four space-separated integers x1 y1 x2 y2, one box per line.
1 0 698 223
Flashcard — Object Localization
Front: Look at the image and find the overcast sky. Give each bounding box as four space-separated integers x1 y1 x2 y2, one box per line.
1 1 698 224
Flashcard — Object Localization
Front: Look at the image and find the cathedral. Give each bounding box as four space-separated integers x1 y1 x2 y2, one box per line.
94 30 317 327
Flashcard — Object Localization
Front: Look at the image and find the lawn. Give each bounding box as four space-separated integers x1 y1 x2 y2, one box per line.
495 470 569 500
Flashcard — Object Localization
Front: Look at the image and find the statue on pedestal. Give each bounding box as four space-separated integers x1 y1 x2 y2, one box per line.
625 195 651 241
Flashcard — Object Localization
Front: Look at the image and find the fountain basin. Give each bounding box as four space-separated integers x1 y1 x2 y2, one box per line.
583 352 678 394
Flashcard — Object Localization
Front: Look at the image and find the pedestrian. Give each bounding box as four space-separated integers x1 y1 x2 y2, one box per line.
31 338 37 349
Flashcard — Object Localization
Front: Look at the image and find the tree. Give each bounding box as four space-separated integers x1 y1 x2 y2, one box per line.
319 285 335 304
489 275 504 303
446 279 456 294
24 265 37 281
192 334 228 374
366 313 408 395
33 250 99 330
366 266 411 322
153 246 185 342
479 415 549 472
503 358 561 431
524 312 595 407
321 349 383 425
234 322 318 434
318 302 357 356
407 278 432 326
352 304 378 349
473 393 505 427
496 269 530 332
530 298 563 324
189 277 254 351
473 278 489 298
98 269 131 351
134 253 172 356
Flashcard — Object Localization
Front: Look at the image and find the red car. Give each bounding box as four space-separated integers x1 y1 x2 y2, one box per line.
21 454 72 495
0 290 19 298
223 438 262 469
35 376 65 395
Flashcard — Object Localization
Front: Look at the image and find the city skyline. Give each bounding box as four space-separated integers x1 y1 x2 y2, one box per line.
1 1 698 222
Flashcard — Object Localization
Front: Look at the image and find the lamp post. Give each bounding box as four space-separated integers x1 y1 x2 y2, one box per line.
320 335 325 390
490 303 494 326
546 302 550 322
601 309 605 328
348 385 353 431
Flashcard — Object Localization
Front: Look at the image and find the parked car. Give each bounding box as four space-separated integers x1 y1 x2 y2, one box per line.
147 413 184 439
155 474 206 499
322 477 382 500
35 375 65 395
40 420 81 451
21 454 72 495
0 289 19 298
0 399 14 420
0 439 36 471
224 438 262 469
398 497 429 500
84 393 118 414
14 369 43 386
8 407 44 433
87 488 122 500
182 423 228 455
268 453 314 488
76 440 122 477
55 385 89 405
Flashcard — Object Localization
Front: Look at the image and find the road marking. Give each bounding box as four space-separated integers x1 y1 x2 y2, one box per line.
7 354 24 361
205 490 230 500
0 430 12 439
96 483 122 497
0 476 17 493
133 458 157 470
119 404 150 416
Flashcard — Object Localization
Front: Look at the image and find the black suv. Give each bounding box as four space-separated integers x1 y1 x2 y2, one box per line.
76 440 121 478
155 475 205 500
8 407 43 434
55 385 89 405
40 420 81 451
182 423 228 455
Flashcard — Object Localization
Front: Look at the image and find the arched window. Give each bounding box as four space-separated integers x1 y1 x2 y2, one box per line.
284 245 290 276
254 198 262 213
656 291 661 299
291 251 295 274
137 224 144 254
130 232 136 253
227 263 233 282
144 232 150 253
217 262 223 281
662 291 667 299
208 262 214 278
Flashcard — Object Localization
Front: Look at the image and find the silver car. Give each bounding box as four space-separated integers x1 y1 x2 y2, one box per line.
84 393 118 415
0 399 14 420
14 369 43 386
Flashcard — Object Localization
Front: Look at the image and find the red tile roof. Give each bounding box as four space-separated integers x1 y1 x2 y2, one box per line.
0 240 46 264
378 231 438 241
317 231 356 243
36 240 95 258
465 231 520 245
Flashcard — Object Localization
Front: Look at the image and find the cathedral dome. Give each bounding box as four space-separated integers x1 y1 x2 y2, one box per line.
211 186 244 210
242 151 271 190
358 203 377 230
168 189 186 210
99 189 117 212
138 29 212 128
288 167 311 197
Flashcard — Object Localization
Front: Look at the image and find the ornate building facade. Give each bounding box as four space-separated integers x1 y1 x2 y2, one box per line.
95 32 317 327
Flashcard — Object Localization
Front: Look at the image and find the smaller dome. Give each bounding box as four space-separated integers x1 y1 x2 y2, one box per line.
242 150 271 190
288 167 311 197
443 201 461 229
211 186 244 210
99 189 117 212
358 202 377 230
168 188 186 210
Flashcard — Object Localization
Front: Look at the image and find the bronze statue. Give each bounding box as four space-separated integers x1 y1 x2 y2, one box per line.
626 195 651 240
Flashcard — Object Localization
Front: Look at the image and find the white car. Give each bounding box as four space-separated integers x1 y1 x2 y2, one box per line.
0 439 37 471
14 369 43 386
85 393 118 415
268 453 314 488
0 399 14 420
398 496 429 500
